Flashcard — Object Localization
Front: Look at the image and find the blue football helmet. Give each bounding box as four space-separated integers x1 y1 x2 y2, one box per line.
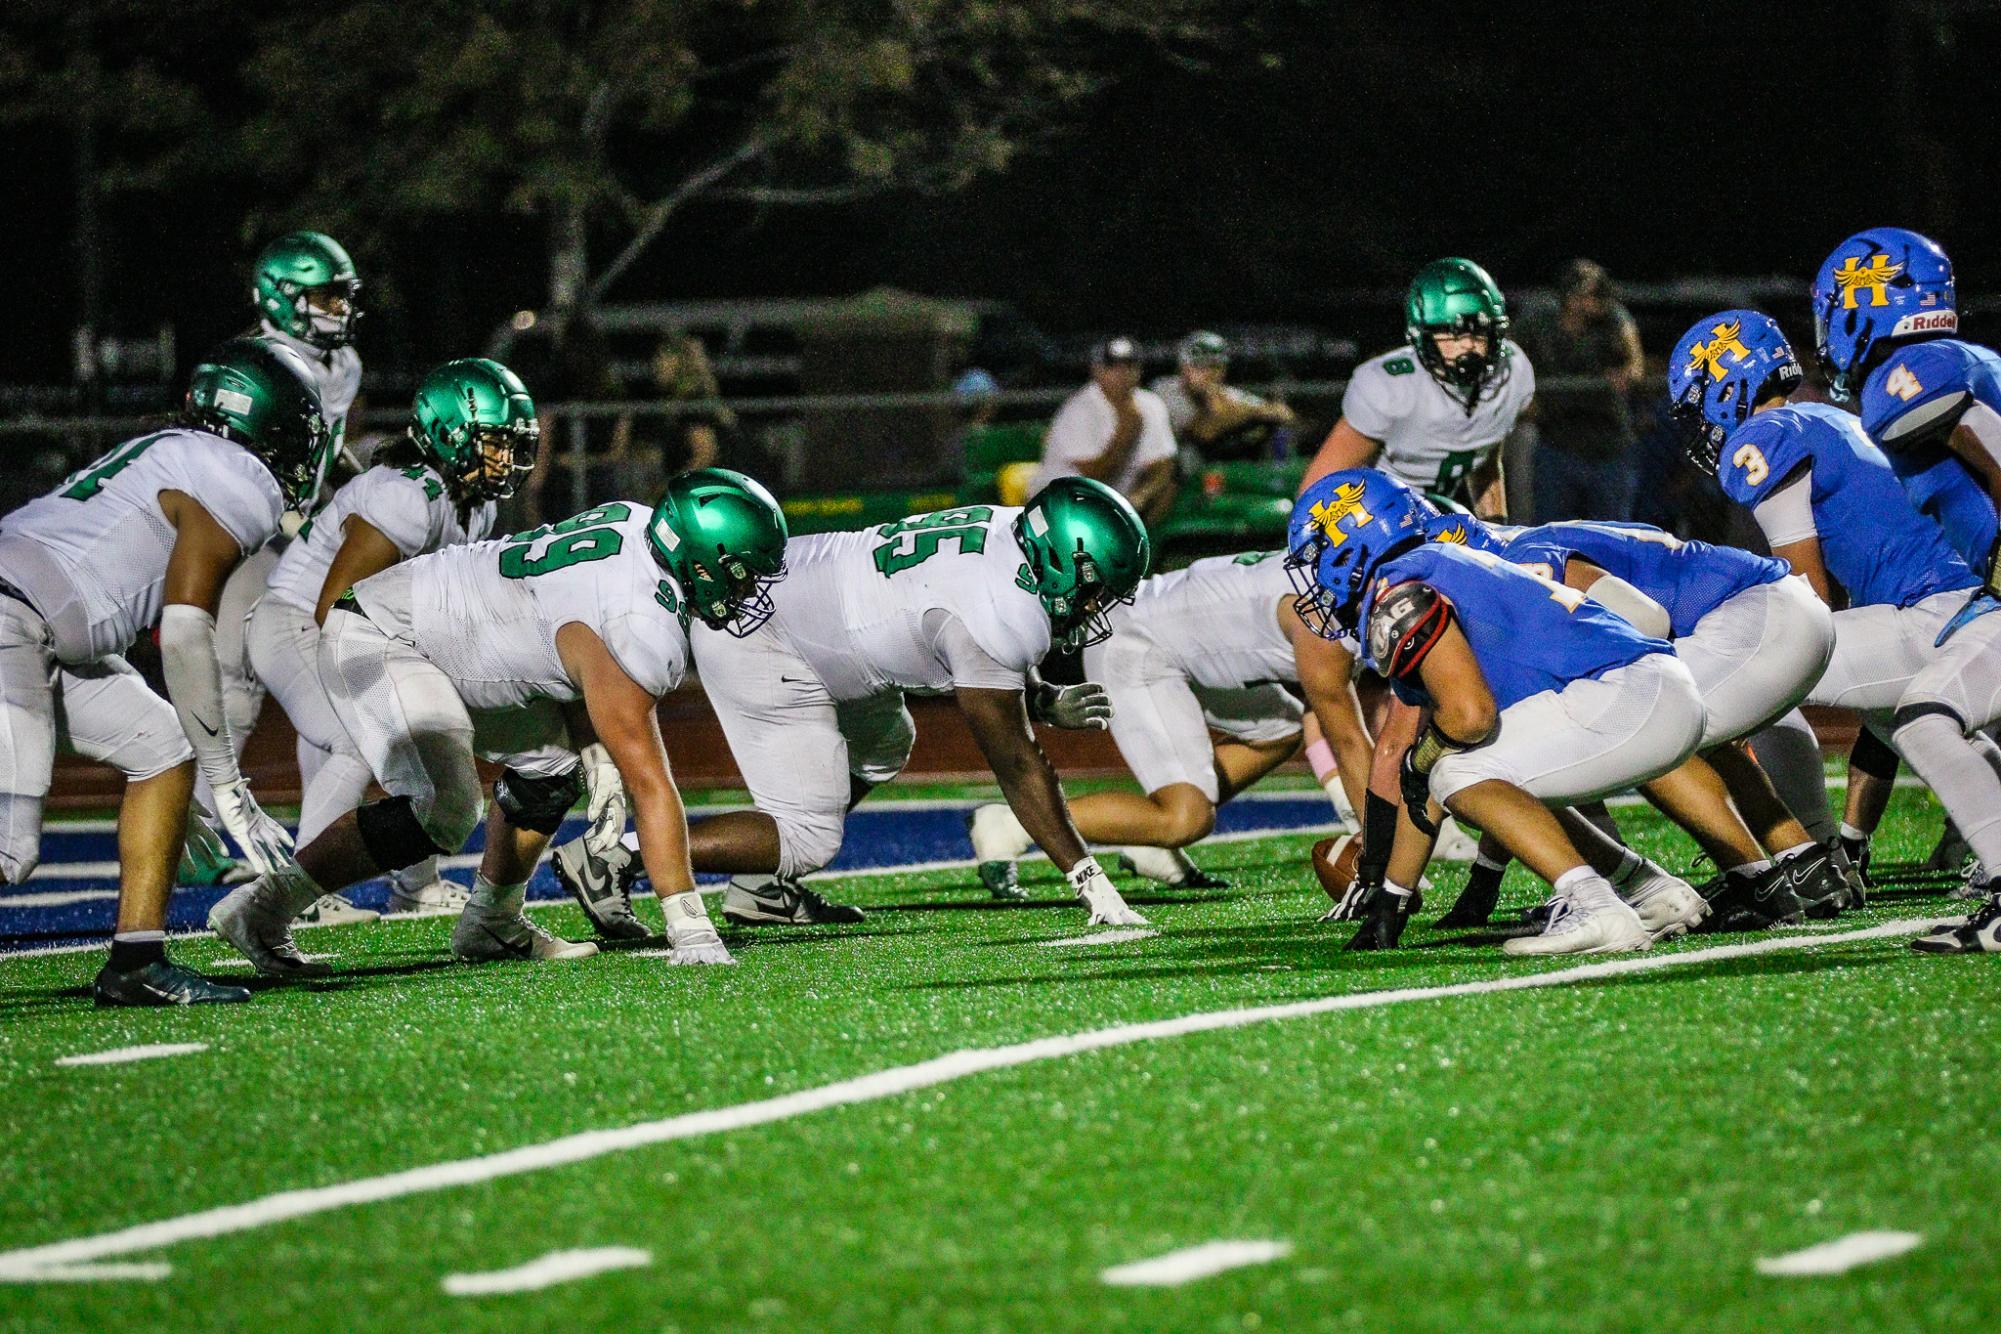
1422 511 1509 552
1812 228 1956 401
1285 470 1434 637
1667 310 1804 475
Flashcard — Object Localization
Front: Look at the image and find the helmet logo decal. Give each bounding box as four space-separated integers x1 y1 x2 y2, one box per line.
1308 482 1375 547
1685 320 1750 380
214 388 254 416
1833 254 1902 308
1432 523 1468 545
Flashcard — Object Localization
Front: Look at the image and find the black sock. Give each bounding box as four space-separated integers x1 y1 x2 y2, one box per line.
108 934 168 972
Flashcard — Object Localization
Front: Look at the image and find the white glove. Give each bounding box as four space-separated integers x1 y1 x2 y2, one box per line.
1033 680 1114 731
579 743 628 860
662 890 736 966
1067 855 1149 927
179 799 230 878
211 778 295 877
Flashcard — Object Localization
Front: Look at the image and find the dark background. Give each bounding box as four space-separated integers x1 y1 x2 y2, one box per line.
5 1 1998 384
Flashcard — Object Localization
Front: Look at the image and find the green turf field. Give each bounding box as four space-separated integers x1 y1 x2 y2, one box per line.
0 782 1994 1332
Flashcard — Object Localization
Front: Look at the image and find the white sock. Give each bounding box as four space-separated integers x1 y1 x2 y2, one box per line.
1552 866 1616 909
469 875 527 916
1737 858 1774 877
1383 878 1413 900
1838 822 1870 844
1774 844 1810 863
1473 850 1510 874
389 856 441 890
1895 712 2001 877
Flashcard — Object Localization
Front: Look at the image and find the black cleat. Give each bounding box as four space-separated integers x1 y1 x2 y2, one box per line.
1836 833 1873 890
1693 861 1808 933
1342 886 1418 951
1786 847 1850 920
1437 861 1505 929
1925 821 1971 874
721 877 866 926
93 960 251 1007
1911 890 2001 954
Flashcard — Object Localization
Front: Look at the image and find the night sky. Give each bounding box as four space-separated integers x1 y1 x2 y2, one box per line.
7 1 1996 383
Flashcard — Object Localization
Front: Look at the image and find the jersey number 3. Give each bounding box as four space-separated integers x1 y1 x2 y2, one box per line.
872 507 992 577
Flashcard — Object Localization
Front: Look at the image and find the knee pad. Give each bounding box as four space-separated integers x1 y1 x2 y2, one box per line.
493 765 583 835
1893 701 1967 739
356 795 454 871
0 794 43 884
774 809 845 880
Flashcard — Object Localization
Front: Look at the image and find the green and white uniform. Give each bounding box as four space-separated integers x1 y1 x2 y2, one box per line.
1342 340 1535 494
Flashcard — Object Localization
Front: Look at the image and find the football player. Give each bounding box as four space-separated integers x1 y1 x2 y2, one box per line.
963 548 1374 890
0 338 326 1004
206 470 788 972
1424 513 1853 929
1672 309 2001 954
187 232 370 891
1291 471 1712 957
244 359 533 922
555 478 1154 935
1813 228 2001 881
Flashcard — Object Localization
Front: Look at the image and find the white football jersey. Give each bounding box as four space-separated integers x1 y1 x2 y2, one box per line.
261 322 363 437
1341 340 1535 493
760 505 1052 700
264 464 495 615
1115 550 1353 690
0 428 284 663
352 500 689 711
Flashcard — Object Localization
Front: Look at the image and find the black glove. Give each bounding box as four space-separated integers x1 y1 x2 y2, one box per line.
1345 884 1417 951
1399 746 1439 837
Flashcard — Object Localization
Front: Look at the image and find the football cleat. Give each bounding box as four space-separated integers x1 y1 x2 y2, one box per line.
1501 892 1650 957
1618 868 1710 941
294 892 380 927
209 883 334 977
1911 890 2001 954
1343 886 1416 950
384 866 470 916
1827 838 1869 910
967 804 1033 900
93 960 252 1007
1836 833 1873 888
1692 861 1807 934
552 838 650 940
1114 845 1229 889
1784 846 1850 919
1437 860 1505 929
450 907 598 962
720 876 866 926
1925 820 1972 874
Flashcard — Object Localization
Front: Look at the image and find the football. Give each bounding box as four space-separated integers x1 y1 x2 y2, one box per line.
1311 833 1361 903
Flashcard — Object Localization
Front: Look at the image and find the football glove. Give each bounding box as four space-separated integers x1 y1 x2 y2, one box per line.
211 778 294 877
1344 884 1416 951
579 742 628 860
1067 855 1149 926
1031 679 1114 731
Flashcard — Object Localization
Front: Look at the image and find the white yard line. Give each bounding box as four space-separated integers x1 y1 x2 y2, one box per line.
1755 1231 1924 1276
0 889 119 909
54 1044 209 1069
0 916 1933 1283
441 1247 652 1296
1101 1239 1292 1287
1040 929 1159 948
0 1262 172 1283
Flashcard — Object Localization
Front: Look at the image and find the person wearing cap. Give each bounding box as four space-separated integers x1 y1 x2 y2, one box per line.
1152 331 1296 457
1039 336 1179 525
1514 258 1646 522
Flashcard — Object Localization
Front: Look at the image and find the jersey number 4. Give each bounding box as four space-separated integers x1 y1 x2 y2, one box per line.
499 502 632 578
59 432 167 501
872 507 992 577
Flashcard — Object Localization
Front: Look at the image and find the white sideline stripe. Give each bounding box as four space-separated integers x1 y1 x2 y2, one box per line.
1755 1231 1923 1276
1101 1239 1292 1287
441 1247 651 1296
2 1262 172 1283
0 917 1932 1283
1041 929 1159 948
0 889 119 908
55 1043 209 1068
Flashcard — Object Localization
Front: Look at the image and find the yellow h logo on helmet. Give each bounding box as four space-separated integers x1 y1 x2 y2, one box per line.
1686 320 1751 380
1834 253 1903 308
1309 482 1375 547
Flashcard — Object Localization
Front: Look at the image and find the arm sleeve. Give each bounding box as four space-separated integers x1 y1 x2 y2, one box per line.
922 609 1029 691
1340 362 1399 441
1751 471 1818 547
158 603 247 788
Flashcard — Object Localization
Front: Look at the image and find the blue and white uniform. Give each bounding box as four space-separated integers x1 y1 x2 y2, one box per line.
1361 542 1703 806
1478 519 1831 747
1717 403 1999 733
1859 338 2001 573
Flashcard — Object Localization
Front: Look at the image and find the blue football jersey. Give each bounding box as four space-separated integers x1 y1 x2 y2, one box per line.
1859 338 2001 572
1490 521 1785 638
1363 542 1669 712
1716 403 1975 609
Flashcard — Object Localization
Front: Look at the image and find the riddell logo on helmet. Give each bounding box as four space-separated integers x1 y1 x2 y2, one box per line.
1892 311 1958 337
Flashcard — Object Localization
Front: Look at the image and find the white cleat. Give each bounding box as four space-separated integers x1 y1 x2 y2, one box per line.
294 892 380 927
1619 870 1710 941
968 803 1035 899
1430 817 1481 861
383 875 469 916
209 883 333 977
1502 893 1651 957
451 907 599 963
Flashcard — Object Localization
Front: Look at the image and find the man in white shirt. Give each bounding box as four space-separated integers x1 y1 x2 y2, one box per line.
1039 337 1178 525
1151 331 1296 456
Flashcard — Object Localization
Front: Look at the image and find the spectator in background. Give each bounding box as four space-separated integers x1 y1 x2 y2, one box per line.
954 368 1002 430
612 330 734 499
522 310 624 523
1152 330 1296 459
1039 336 1178 525
1516 258 1645 522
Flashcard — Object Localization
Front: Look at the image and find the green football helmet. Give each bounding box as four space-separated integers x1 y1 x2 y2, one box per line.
409 358 540 502
252 231 361 350
1015 477 1152 650
184 337 332 509
1405 257 1511 410
647 467 790 636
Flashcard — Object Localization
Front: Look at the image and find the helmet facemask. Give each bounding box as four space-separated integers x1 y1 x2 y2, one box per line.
683 548 787 637
286 278 363 351
457 419 539 502
1416 316 1509 411
1284 531 1347 640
